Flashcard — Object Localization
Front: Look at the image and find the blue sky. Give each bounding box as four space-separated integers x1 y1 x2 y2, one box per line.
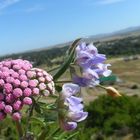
0 0 140 55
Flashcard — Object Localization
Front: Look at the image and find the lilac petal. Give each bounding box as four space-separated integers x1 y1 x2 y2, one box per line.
62 83 80 97
73 75 90 87
97 63 112 77
66 96 83 106
63 122 77 131
103 70 112 77
69 103 84 112
89 79 100 87
76 42 86 52
87 43 98 55
87 54 106 66
68 111 88 122
83 68 99 79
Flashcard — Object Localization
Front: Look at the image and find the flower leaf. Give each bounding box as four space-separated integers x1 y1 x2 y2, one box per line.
53 38 81 81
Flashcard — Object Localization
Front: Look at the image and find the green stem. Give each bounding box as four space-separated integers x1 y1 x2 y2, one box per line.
96 84 107 90
15 121 23 139
37 129 48 140
55 80 72 83
24 96 41 137
38 126 60 140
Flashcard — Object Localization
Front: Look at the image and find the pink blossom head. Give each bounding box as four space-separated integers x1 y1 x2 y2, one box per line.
5 94 14 103
13 100 22 111
12 112 21 121
33 88 39 95
29 79 38 88
21 81 28 88
0 59 55 121
23 97 32 105
4 83 13 93
0 101 5 110
13 88 23 98
4 105 13 114
23 88 32 96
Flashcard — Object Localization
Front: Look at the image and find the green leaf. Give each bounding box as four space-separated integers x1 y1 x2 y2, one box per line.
34 102 41 114
53 38 81 81
68 38 81 55
65 131 79 140
30 117 45 126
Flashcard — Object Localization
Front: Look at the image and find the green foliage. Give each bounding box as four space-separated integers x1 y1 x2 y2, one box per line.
85 95 140 138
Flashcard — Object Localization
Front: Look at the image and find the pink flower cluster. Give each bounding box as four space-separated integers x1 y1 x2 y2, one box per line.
0 59 55 121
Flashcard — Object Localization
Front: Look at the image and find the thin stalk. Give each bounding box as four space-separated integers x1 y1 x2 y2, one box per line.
24 96 41 137
55 80 72 83
96 84 107 90
15 121 23 139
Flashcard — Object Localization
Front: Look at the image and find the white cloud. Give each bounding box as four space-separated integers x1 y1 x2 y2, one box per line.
98 0 125 5
0 0 21 10
24 5 45 13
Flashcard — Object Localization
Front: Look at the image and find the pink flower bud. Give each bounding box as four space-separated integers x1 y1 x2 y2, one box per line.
4 105 13 114
13 88 23 98
11 72 19 78
26 71 36 78
19 75 27 81
4 83 13 93
2 71 9 78
38 77 45 82
23 97 32 105
33 88 39 95
23 88 32 96
1 67 9 72
39 83 46 91
5 94 14 103
45 75 53 82
0 101 5 110
3 61 11 68
13 100 22 110
0 79 5 87
12 112 21 121
43 90 50 96
13 64 21 70
13 79 20 87
29 80 38 88
6 76 14 83
18 69 25 75
22 65 31 71
21 81 28 88
37 72 43 77
0 112 6 120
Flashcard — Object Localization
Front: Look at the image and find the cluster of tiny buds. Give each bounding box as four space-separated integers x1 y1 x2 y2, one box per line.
0 59 55 121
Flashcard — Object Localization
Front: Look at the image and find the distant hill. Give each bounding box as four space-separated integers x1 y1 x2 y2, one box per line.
0 26 140 68
1 25 140 57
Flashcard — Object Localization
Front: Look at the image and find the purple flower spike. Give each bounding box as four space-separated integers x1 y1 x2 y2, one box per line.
58 83 88 131
75 42 112 87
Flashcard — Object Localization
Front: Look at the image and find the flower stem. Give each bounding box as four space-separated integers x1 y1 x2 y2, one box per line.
55 80 72 83
15 121 23 139
96 84 107 90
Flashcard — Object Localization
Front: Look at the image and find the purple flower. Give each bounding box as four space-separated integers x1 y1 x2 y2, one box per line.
58 83 88 131
74 42 112 87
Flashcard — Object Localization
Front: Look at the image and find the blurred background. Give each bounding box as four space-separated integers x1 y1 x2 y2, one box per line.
0 0 140 139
